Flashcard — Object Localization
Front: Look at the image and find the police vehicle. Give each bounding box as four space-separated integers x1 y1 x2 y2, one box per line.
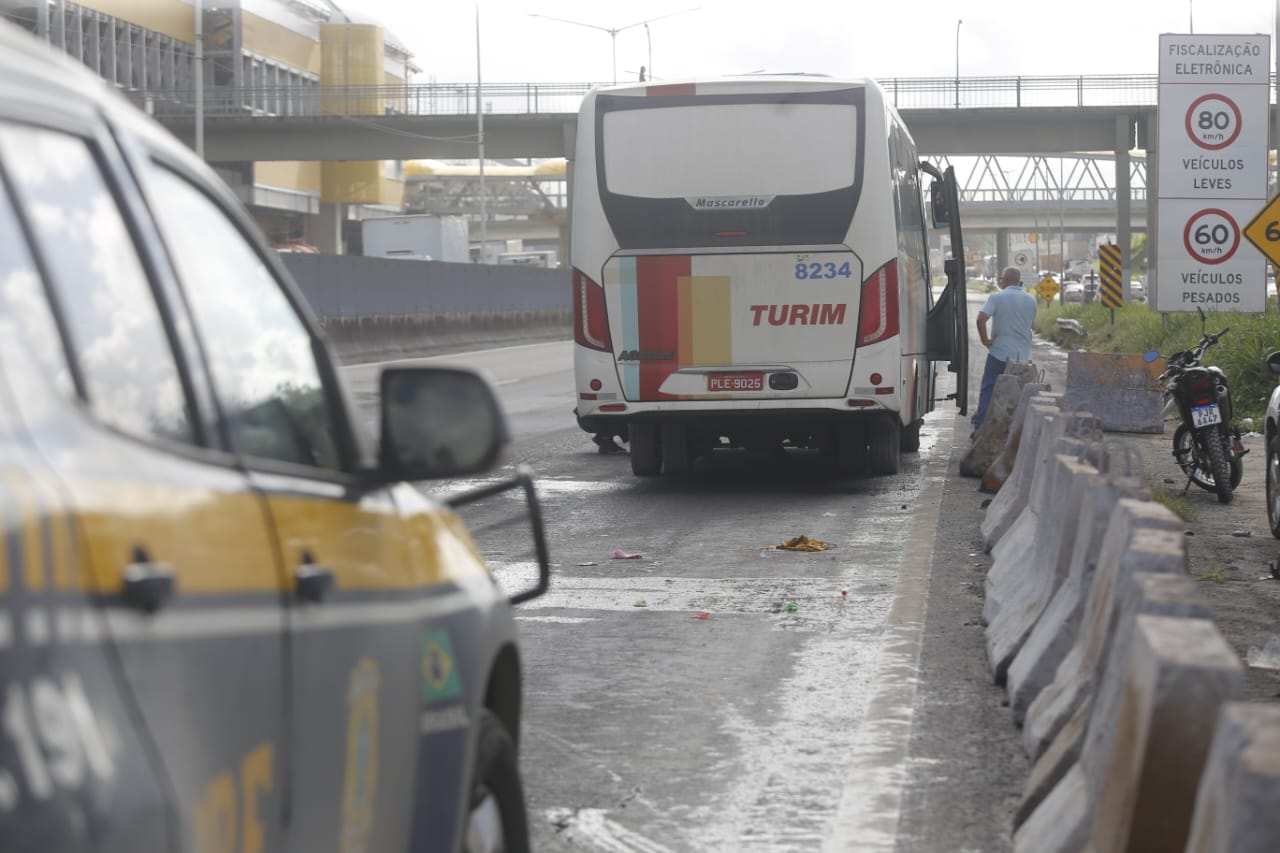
0 19 548 853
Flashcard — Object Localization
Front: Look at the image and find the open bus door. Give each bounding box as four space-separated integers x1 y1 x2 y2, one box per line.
920 162 969 416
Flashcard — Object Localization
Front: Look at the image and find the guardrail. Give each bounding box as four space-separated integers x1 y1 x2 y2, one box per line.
123 72 1269 120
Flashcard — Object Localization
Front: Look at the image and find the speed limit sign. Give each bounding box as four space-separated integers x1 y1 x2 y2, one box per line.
1185 93 1243 150
1182 208 1241 265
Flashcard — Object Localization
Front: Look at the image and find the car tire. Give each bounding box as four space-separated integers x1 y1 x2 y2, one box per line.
630 423 661 476
466 709 530 853
1268 431 1280 538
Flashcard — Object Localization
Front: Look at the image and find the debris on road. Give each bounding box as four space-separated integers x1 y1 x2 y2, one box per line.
610 549 644 560
772 534 831 552
840 589 848 598
632 600 648 608
1231 530 1252 538
1246 636 1280 669
784 601 799 613
576 561 598 567
691 611 710 620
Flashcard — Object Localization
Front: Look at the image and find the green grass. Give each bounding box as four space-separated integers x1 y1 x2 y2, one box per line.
1035 301 1280 423
1149 486 1199 522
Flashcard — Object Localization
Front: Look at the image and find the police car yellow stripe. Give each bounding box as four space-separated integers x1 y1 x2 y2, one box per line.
6 468 45 592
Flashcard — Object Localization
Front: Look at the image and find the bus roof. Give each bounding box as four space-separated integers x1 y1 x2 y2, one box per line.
593 75 884 98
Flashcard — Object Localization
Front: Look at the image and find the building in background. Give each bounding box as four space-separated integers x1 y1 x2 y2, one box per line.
0 0 416 251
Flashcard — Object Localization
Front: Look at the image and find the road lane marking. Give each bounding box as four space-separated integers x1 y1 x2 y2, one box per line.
544 808 677 853
824 413 956 851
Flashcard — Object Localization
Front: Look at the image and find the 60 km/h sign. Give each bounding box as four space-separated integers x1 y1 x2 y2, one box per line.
1182 208 1241 265
1185 93 1242 150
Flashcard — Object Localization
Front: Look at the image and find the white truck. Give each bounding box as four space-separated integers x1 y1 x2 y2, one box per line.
361 214 470 262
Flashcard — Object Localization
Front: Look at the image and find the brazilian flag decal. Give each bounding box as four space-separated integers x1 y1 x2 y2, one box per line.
421 630 462 703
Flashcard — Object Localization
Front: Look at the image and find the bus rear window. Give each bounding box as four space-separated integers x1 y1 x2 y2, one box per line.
602 104 858 198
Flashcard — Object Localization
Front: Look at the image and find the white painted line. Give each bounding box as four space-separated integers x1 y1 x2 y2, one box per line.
544 808 677 853
824 413 955 851
517 615 598 625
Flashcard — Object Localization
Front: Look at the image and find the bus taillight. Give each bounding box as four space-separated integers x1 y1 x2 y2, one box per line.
857 260 900 347
573 268 612 352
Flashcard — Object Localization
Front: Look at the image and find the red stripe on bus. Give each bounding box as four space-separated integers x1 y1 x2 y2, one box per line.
646 83 696 96
635 255 689 398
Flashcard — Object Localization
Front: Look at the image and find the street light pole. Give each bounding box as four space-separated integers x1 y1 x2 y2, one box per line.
529 8 700 85
955 19 963 109
476 3 487 264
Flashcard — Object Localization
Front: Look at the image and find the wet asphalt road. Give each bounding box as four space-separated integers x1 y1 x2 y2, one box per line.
339 311 1027 852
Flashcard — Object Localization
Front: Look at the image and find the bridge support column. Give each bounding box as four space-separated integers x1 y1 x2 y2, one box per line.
1116 114 1131 301
317 202 345 255
997 229 1009 278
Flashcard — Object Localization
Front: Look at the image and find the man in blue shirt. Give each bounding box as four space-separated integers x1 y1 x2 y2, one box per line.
972 266 1038 433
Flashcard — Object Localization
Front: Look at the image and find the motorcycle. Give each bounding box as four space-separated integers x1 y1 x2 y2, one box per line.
1145 308 1245 504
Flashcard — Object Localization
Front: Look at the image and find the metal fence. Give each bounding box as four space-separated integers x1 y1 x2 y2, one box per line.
123 73 1246 120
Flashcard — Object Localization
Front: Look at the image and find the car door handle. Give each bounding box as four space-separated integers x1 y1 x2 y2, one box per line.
295 562 335 604
122 551 176 612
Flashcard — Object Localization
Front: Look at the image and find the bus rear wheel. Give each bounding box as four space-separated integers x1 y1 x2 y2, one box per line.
661 423 692 475
869 418 901 475
630 423 661 476
834 423 868 476
901 420 922 453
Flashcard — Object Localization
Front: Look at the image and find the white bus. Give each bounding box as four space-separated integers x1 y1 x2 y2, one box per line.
571 76 968 476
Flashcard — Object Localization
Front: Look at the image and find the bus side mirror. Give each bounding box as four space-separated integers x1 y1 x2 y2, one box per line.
929 180 951 229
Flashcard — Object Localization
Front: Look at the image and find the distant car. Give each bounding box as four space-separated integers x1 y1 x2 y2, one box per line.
1080 273 1100 304
1130 279 1148 303
1063 282 1085 304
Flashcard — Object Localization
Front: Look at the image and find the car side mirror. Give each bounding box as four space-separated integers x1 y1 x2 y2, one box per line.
378 366 510 481
1267 351 1280 376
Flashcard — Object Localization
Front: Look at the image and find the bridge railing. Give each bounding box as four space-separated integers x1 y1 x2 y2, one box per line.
960 188 1148 204
124 73 1210 120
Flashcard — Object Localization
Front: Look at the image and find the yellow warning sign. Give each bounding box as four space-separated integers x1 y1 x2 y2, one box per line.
1244 194 1280 268
1098 243 1123 308
1035 274 1060 302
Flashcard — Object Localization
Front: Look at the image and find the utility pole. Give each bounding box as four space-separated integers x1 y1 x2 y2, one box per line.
476 4 487 263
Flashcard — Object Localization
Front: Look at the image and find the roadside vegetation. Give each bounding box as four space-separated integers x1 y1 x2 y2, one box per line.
1034 300 1280 423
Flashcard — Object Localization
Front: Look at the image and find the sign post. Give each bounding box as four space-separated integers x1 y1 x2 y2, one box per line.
1155 33 1270 312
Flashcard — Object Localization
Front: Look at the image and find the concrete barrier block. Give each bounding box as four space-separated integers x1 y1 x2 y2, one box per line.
1087 616 1243 853
1062 351 1164 434
982 398 1061 551
1013 564 1207 831
1183 703 1280 853
1023 568 1208 764
1013 762 1090 853
980 383 1051 493
1004 487 1157 722
962 373 1030 477
984 451 1099 684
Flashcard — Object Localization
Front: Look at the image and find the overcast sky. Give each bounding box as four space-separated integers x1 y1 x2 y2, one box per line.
355 0 1275 85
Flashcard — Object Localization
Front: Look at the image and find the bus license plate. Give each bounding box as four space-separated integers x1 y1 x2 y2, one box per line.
1191 404 1221 428
708 372 764 392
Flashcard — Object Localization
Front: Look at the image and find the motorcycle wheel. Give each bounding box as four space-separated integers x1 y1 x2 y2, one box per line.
1172 423 1243 494
1201 425 1234 503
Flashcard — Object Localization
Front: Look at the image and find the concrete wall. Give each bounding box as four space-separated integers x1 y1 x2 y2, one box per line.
279 253 569 318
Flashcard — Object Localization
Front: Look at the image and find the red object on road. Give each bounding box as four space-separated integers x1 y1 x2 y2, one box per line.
692 611 711 619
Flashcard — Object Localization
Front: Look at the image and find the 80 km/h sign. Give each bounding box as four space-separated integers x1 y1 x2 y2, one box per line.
1185 93 1243 150
1182 208 1241 265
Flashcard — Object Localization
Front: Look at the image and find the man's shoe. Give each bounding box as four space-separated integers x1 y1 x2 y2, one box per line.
595 438 627 455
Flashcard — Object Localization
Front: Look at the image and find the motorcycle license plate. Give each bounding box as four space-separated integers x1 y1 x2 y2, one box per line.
1191 404 1222 428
